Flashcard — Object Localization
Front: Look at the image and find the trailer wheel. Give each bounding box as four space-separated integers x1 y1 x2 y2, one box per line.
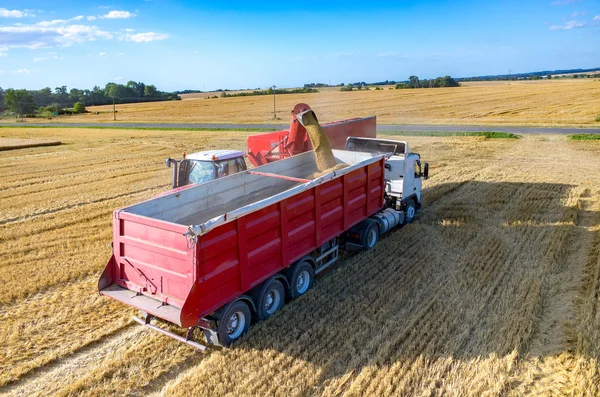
403 199 416 224
257 279 285 321
216 300 251 347
360 219 380 250
289 261 315 299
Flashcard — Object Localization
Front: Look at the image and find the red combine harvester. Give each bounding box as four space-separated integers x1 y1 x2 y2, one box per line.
165 104 376 189
98 105 428 349
247 103 376 166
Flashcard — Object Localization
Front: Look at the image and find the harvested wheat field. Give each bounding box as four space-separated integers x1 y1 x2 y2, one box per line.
21 79 600 127
1 126 600 396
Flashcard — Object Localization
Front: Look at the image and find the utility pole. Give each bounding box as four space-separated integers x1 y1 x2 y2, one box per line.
272 85 277 119
113 97 116 121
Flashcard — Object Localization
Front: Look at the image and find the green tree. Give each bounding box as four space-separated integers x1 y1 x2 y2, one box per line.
547 74 552 79
127 81 146 97
104 83 130 100
144 84 158 97
73 102 86 113
68 88 84 104
4 89 37 117
54 85 68 106
409 75 420 88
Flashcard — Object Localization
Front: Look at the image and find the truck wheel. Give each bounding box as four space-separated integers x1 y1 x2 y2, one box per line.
257 279 285 321
288 261 314 299
403 199 416 224
360 219 380 250
216 300 251 347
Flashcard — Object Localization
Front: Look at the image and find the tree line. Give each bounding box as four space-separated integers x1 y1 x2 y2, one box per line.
0 81 180 117
395 75 460 89
219 87 318 98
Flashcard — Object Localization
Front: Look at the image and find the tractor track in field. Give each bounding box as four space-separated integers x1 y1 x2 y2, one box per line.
0 163 162 197
0 325 140 396
0 184 165 226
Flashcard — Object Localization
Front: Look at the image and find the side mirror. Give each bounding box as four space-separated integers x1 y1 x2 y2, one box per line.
166 158 174 168
384 163 391 171
423 163 429 180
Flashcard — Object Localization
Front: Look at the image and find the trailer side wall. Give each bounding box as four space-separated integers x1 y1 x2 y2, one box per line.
180 158 384 326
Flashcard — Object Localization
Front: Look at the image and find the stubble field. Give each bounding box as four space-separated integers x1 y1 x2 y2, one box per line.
14 79 600 127
1 126 600 396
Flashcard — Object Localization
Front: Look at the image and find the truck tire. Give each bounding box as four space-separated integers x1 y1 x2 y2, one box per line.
256 279 285 321
360 219 379 250
215 300 251 347
403 199 416 224
288 261 314 299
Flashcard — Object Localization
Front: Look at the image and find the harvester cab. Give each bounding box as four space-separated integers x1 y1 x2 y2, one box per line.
165 150 247 189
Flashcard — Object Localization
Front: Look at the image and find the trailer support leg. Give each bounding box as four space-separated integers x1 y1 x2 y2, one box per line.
132 315 208 351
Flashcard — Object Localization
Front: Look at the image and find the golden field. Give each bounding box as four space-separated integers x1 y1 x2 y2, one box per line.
16 79 600 127
0 126 599 396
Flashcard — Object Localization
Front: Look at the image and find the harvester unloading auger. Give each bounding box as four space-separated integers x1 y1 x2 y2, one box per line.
294 107 348 176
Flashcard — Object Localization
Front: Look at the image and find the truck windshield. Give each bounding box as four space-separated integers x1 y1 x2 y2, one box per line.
187 161 217 184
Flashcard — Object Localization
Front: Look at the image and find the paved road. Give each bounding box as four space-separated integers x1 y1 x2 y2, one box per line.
1 122 599 134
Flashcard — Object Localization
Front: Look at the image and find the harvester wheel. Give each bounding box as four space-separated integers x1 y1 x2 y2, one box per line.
403 199 416 224
288 261 314 299
360 219 380 250
257 279 285 321
214 300 251 347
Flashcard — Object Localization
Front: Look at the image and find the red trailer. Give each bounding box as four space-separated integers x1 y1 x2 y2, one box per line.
99 146 425 348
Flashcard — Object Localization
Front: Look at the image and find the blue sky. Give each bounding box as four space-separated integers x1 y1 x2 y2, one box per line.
1 0 599 91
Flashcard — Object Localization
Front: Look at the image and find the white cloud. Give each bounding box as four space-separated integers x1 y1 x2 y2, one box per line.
73 15 84 20
98 52 106 56
114 76 124 81
100 10 135 19
122 32 169 42
87 16 97 21
0 24 113 50
13 68 30 74
571 11 588 16
36 19 68 27
117 52 124 55
549 20 587 29
594 15 600 20
0 8 29 18
0 52 6 57
33 57 47 62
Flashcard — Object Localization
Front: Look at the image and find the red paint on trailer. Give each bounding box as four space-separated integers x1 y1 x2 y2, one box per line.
99 157 385 328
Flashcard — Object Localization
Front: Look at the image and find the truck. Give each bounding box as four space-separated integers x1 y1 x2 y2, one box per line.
164 103 376 189
98 129 428 350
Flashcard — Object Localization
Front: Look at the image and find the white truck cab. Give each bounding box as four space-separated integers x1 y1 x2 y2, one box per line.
166 149 247 188
345 137 428 223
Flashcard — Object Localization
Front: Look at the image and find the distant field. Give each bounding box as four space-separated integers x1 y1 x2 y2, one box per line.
12 79 600 127
0 138 62 151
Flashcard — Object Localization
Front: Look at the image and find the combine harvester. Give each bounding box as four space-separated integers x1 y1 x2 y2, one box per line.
98 104 429 349
164 104 376 188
